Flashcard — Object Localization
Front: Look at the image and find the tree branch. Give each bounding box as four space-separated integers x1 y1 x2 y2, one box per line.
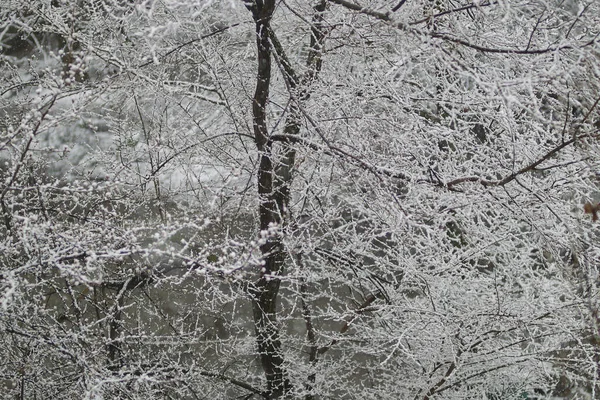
446 135 580 189
328 0 594 54
408 2 496 25
317 291 382 355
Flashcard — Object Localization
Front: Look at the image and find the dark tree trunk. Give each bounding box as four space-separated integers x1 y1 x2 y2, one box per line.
244 1 292 397
244 1 328 396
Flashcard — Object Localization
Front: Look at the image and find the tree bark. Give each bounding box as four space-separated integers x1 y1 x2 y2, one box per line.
245 2 328 396
245 1 291 397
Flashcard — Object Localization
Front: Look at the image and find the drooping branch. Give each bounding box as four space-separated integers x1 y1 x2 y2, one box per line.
196 370 268 398
408 1 496 25
108 364 268 398
272 128 588 191
327 0 595 54
445 135 582 189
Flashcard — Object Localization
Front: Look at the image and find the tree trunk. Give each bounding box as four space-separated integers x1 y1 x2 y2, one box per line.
245 1 292 397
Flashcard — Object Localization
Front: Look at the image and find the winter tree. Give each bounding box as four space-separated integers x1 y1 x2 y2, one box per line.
1 0 599 398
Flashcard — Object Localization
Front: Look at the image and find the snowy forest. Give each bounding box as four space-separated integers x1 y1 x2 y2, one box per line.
1 0 600 399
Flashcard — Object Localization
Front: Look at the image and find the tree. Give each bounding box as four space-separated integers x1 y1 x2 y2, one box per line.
1 0 599 398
